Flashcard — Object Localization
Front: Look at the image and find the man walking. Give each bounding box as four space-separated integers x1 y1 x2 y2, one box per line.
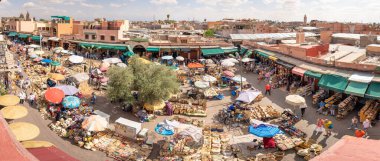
348 116 359 130
265 83 271 96
18 91 26 104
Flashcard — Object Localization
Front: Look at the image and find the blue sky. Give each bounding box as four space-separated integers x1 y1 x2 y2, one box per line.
0 0 379 23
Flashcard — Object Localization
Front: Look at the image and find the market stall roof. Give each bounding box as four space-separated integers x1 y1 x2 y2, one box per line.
48 37 60 41
8 32 18 37
245 50 253 57
201 48 225 56
41 37 48 42
292 67 307 77
221 47 238 53
51 16 70 21
348 73 374 83
365 82 380 99
344 81 369 97
240 47 248 55
31 36 41 41
146 47 160 52
311 135 380 161
28 146 79 161
318 74 349 93
79 42 128 51
115 117 142 131
0 114 39 161
276 60 295 69
18 34 31 39
230 32 317 40
304 70 322 79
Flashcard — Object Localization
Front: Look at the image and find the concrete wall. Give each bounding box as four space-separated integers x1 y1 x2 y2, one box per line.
19 21 35 34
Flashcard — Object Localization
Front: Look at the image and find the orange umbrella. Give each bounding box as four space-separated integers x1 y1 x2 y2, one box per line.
44 88 65 104
188 63 204 69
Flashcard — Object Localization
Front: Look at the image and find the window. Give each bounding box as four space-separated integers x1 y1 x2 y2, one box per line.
92 35 96 40
110 36 115 41
85 34 89 39
100 35 105 40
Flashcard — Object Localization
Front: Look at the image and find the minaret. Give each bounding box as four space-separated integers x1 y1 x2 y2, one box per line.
304 14 307 26
26 11 30 21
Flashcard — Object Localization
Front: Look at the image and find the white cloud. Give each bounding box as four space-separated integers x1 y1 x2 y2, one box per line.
80 2 103 8
263 0 274 4
23 2 36 8
196 0 248 6
150 0 177 5
110 3 122 8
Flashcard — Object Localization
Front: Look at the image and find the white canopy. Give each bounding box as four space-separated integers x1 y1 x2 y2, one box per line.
349 73 374 83
176 56 184 61
221 61 235 67
71 73 90 83
102 58 122 64
236 90 262 104
202 75 217 82
69 55 84 64
232 75 247 82
194 81 210 89
162 55 173 60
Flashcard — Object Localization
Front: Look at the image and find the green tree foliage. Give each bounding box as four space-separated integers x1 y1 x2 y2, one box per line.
107 56 180 106
0 84 7 96
204 29 215 37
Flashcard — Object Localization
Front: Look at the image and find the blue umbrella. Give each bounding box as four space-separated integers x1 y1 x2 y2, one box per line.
155 124 174 136
62 96 81 109
41 59 52 64
248 124 283 138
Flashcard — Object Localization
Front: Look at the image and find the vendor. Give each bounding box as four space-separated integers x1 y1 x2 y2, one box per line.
228 103 236 112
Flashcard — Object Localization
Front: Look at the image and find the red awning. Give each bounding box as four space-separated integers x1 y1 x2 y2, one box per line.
292 67 307 77
311 135 380 161
28 146 79 161
0 114 38 161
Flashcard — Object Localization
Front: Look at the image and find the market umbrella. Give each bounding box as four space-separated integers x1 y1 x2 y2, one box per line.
144 100 165 111
232 75 247 82
248 124 282 138
22 141 54 148
102 58 122 64
49 73 65 81
62 96 81 109
41 59 52 64
31 50 44 55
116 63 127 68
202 75 217 82
0 105 28 119
285 95 306 107
188 63 204 69
205 59 214 64
222 58 239 63
44 88 65 104
54 85 79 95
50 61 61 66
29 53 38 58
176 56 184 61
9 122 40 141
0 95 20 106
236 90 262 104
223 71 234 77
68 55 84 64
100 66 108 72
100 62 111 68
61 50 69 54
71 73 90 83
241 58 255 62
53 47 63 52
206 63 217 67
81 115 108 132
194 81 210 89
33 57 42 62
221 61 235 67
162 55 173 60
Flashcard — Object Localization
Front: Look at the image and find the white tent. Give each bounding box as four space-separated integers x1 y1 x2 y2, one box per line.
236 90 262 104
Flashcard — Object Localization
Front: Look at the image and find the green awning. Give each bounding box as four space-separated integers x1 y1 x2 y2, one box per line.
8 32 18 37
51 16 70 21
255 50 269 58
365 82 380 99
276 60 295 69
18 34 31 39
147 47 160 52
79 42 127 51
345 81 369 97
240 47 248 55
245 50 253 58
32 36 41 41
223 48 238 53
305 70 322 79
318 74 349 93
201 48 225 56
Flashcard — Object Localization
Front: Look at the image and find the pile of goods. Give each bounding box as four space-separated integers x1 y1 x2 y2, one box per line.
244 105 281 121
337 96 358 119
321 93 342 113
274 134 304 151
204 88 218 98
312 90 327 105
48 118 76 137
199 129 234 160
296 139 323 160
279 110 306 138
359 100 380 122
78 82 93 97
296 84 312 96
169 98 207 117
172 116 205 128
92 130 151 161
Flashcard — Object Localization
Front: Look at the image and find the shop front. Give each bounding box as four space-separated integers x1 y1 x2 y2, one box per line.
31 36 41 45
201 47 225 58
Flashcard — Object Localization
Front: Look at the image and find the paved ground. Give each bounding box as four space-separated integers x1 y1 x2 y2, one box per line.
15 61 380 161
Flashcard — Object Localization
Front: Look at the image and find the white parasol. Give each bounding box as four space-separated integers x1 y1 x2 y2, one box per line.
241 58 255 62
221 61 235 67
68 55 84 64
205 59 214 64
102 58 122 64
194 81 210 89
162 55 174 60
61 50 69 54
222 58 239 63
116 63 127 68
71 73 90 83
31 50 44 55
81 115 108 132
236 90 262 104
202 75 217 82
285 95 306 107
176 56 185 61
232 75 247 82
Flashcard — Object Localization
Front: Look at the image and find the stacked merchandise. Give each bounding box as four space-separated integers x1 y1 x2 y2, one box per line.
321 93 342 113
337 96 358 119
296 84 312 96
312 90 327 105
244 105 281 121
279 110 306 138
274 134 304 151
199 129 234 160
169 98 207 117
359 100 379 122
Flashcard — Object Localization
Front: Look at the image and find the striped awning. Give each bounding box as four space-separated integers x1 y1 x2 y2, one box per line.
292 67 307 77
